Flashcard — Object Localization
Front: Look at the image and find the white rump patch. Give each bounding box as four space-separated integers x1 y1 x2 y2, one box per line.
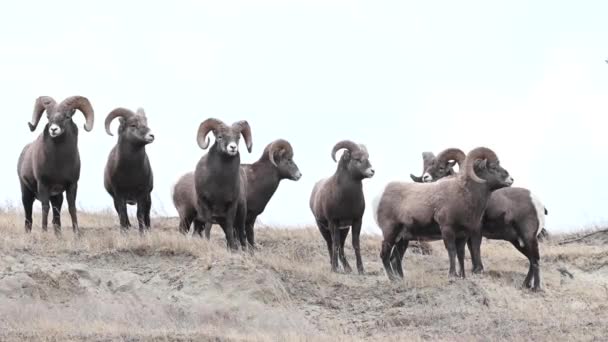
530 192 546 237
518 237 524 247
371 185 387 227
169 176 182 202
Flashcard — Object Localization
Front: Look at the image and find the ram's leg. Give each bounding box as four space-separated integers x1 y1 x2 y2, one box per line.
390 239 408 278
201 222 212 239
66 183 81 237
245 219 256 250
37 184 51 233
192 220 204 237
441 226 459 279
203 222 212 239
113 197 130 231
469 229 484 274
338 228 352 274
235 204 248 252
456 237 467 279
351 219 365 275
50 194 64 234
380 225 401 281
21 184 35 233
220 210 239 251
529 239 542 291
136 198 146 234
509 240 532 288
329 222 340 272
143 193 152 230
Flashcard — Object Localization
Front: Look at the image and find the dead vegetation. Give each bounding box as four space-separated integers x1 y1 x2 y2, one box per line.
557 226 608 245
0 207 606 341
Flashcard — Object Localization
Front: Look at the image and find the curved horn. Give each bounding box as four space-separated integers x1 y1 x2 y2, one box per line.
197 118 225 150
29 96 56 132
435 148 466 170
104 107 135 136
57 96 95 132
463 147 499 183
331 140 360 162
268 139 293 167
410 174 424 183
232 120 253 153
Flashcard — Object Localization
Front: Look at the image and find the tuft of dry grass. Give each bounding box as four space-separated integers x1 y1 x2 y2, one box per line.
1 208 607 341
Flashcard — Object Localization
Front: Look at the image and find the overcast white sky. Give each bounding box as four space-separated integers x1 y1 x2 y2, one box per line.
1 1 607 234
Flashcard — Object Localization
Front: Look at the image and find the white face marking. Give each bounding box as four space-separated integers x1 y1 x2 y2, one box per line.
505 176 514 185
227 142 238 155
144 131 155 143
518 238 525 247
293 170 302 180
422 172 433 182
48 124 62 137
365 167 375 178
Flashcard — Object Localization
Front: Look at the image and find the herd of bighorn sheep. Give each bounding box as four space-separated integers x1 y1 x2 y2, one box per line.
17 94 549 291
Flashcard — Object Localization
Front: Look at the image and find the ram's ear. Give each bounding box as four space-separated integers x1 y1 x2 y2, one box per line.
342 150 351 161
475 158 488 170
422 151 435 170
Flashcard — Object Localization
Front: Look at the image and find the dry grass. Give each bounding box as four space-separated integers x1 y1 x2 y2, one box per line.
0 208 607 341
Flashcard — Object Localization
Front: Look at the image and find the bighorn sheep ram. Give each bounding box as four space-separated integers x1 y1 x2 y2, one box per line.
195 139 302 247
17 95 95 236
409 151 458 183
309 140 375 274
173 139 302 248
178 118 252 250
409 148 548 290
373 147 513 281
103 107 155 232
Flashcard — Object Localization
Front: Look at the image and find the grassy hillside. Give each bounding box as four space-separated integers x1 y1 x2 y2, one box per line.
0 208 606 341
